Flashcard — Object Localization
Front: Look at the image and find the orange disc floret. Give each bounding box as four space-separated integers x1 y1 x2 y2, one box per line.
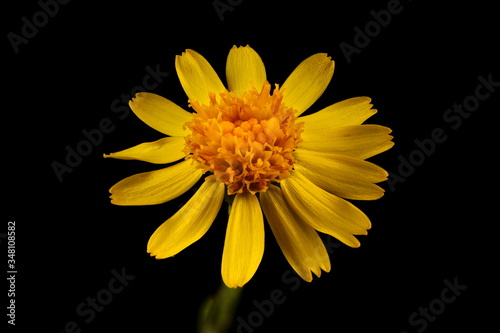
184 82 303 194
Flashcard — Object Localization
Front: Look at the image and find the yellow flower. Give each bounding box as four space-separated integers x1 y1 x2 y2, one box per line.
105 45 394 288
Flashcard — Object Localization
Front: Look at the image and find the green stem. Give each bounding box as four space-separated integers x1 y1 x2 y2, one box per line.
197 282 244 333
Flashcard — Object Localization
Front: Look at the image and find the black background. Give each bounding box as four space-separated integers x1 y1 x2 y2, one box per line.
5 0 498 332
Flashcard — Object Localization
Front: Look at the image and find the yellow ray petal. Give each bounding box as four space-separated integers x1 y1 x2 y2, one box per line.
281 53 334 116
175 49 227 105
147 177 225 259
109 160 203 206
299 97 376 129
294 149 388 200
300 124 394 160
103 137 185 164
129 93 192 136
260 185 330 282
281 171 371 248
226 45 266 96
221 193 264 288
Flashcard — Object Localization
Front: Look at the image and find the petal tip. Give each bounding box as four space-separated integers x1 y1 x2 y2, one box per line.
179 49 194 57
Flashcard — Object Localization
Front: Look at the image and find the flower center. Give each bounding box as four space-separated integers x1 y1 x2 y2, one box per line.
183 82 303 195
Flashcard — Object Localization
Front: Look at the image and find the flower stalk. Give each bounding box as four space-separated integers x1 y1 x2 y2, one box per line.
198 283 243 333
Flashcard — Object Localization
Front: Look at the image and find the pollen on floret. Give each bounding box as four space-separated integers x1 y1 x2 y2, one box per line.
183 82 303 195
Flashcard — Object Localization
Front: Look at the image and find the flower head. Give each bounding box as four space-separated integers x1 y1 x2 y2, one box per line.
105 45 393 288
185 82 303 195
